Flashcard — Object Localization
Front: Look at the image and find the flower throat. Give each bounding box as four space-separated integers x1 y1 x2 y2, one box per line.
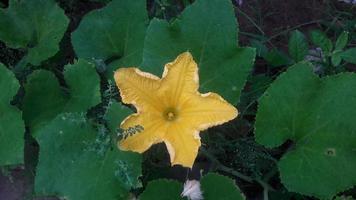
163 107 178 121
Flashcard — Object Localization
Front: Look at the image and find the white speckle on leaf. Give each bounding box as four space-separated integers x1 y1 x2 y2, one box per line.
181 180 203 200
59 130 63 135
232 86 238 91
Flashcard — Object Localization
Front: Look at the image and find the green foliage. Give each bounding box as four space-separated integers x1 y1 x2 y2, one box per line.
332 31 351 67
201 173 245 200
35 113 142 200
308 30 356 72
334 195 356 200
255 62 356 199
104 100 133 136
72 0 148 77
288 30 309 62
0 63 25 166
142 0 255 104
264 48 292 67
335 31 349 51
140 179 183 200
23 59 101 134
0 0 356 199
140 173 245 200
341 48 356 64
239 74 273 115
310 30 333 53
255 28 355 75
0 0 69 66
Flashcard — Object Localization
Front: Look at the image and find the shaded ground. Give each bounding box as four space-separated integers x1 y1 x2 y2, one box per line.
0 0 355 199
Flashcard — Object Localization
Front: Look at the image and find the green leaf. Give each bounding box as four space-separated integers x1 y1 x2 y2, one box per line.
334 195 355 200
335 31 349 51
265 48 291 67
23 59 101 134
201 173 245 200
140 173 245 200
288 30 308 62
104 100 133 135
35 113 142 200
140 179 183 200
331 51 342 67
239 74 272 115
255 62 356 199
142 0 255 104
341 48 356 64
0 0 69 66
250 39 268 58
72 0 148 77
0 63 25 166
310 30 333 53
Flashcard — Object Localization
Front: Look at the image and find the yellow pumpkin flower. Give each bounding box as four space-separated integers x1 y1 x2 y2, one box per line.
114 52 238 168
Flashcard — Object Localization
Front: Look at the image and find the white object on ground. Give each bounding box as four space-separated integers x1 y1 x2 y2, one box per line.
181 180 203 200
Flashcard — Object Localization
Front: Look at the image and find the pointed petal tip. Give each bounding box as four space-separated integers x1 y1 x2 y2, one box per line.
233 106 239 119
114 67 134 83
176 51 195 65
164 139 198 168
221 104 238 124
180 51 193 59
161 51 199 88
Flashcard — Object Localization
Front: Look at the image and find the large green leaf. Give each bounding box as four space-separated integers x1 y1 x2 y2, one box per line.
140 179 183 200
0 0 69 66
35 113 142 200
0 63 25 166
201 173 245 200
255 62 356 199
142 0 255 104
72 0 148 76
23 59 101 134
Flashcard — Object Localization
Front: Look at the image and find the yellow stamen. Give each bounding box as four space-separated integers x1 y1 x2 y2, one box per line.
167 112 175 120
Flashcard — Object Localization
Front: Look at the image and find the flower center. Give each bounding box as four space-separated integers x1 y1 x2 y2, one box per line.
163 108 178 121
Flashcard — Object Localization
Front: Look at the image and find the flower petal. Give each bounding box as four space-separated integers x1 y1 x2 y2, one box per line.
119 113 168 153
163 123 201 168
160 52 199 107
114 68 162 112
180 92 238 130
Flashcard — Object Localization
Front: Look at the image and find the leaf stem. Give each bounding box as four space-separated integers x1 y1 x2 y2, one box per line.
218 163 253 183
13 55 29 79
200 147 252 182
233 6 265 36
200 147 275 193
267 20 322 41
